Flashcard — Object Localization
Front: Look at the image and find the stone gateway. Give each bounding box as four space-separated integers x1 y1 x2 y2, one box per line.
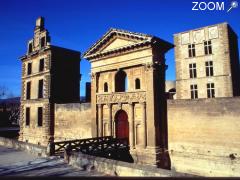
83 28 173 167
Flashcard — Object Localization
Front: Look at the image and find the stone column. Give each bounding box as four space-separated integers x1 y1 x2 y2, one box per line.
128 102 135 148
108 104 112 136
112 120 115 138
145 63 157 148
98 104 103 137
91 72 98 137
141 102 147 148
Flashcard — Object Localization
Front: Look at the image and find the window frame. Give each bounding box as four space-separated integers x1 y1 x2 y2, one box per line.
26 107 30 126
37 107 43 127
190 84 198 99
38 79 44 99
39 58 44 72
204 40 212 55
28 43 33 54
104 82 108 92
205 61 214 77
189 63 197 78
27 62 32 75
40 36 45 48
26 81 31 100
207 83 215 98
135 78 141 90
188 44 196 58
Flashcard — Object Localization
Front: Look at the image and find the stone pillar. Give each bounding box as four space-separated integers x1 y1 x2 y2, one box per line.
91 72 98 137
43 103 54 146
141 102 147 148
145 63 157 148
112 121 115 138
18 104 24 141
128 102 135 148
108 104 112 136
98 104 103 137
112 72 116 92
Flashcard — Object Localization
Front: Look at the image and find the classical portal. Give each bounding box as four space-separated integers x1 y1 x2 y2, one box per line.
83 28 173 167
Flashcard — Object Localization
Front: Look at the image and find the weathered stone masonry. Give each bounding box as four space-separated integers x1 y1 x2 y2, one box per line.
19 17 80 146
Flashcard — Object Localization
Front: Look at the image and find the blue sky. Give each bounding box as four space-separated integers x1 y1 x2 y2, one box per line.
0 0 239 97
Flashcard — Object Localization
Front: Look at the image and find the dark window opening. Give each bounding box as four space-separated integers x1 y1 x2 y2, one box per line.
115 70 127 92
104 82 108 92
41 37 45 48
38 107 43 126
207 83 215 98
38 79 43 98
204 41 212 55
28 43 33 53
135 78 141 89
27 63 32 75
188 44 196 57
26 107 30 126
39 58 44 72
189 63 197 78
190 84 198 99
26 82 31 100
205 61 214 77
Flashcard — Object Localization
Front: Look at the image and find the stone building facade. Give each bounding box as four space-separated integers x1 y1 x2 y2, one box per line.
19 17 81 146
83 28 173 167
18 18 240 176
174 22 240 99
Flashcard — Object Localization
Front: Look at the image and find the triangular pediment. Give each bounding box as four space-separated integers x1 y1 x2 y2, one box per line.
83 28 153 59
99 37 140 53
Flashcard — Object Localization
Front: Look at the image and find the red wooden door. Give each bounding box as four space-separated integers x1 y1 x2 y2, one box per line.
115 110 129 141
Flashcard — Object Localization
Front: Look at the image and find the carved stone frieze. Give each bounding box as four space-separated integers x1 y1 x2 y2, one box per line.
96 91 146 104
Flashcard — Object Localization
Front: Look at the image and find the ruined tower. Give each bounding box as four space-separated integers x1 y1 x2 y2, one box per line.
83 28 173 167
19 17 81 146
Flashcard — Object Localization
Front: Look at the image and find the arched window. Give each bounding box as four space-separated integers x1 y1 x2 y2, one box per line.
104 82 108 92
115 70 127 92
135 78 141 89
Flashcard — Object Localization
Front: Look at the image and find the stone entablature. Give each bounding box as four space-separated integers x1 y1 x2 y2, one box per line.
96 91 146 104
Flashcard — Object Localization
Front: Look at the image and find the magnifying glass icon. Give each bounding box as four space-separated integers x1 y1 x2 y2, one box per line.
227 1 238 12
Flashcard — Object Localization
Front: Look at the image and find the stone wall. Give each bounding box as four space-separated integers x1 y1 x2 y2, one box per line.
167 97 240 177
53 97 240 176
67 151 194 177
54 103 92 141
0 136 47 157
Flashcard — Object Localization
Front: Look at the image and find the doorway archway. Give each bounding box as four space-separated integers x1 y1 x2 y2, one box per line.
115 110 129 142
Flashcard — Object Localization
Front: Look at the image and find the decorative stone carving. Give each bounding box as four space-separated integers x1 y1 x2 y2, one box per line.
193 29 205 43
118 102 122 109
44 75 50 98
181 33 190 45
144 62 155 71
208 26 218 39
45 54 51 70
96 91 146 104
